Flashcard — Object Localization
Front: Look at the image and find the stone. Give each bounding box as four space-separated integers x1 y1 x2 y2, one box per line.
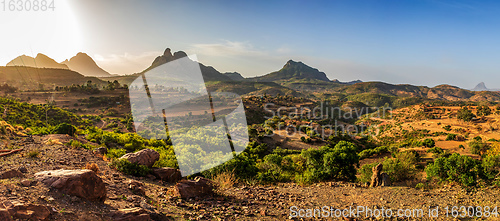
93 147 107 155
370 163 383 187
126 180 146 196
152 167 182 183
35 169 106 202
0 208 12 221
119 149 159 168
0 200 50 220
18 167 27 173
20 179 35 187
0 169 24 179
172 177 214 199
109 207 151 221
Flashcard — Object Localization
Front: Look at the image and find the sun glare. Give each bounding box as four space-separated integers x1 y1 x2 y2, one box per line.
0 0 82 65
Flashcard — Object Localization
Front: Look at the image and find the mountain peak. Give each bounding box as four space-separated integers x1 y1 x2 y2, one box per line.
473 82 488 91
61 53 111 77
7 54 69 70
252 60 330 82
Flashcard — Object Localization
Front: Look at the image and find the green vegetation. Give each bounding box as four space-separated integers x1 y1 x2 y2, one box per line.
425 153 484 187
457 107 475 122
109 158 151 177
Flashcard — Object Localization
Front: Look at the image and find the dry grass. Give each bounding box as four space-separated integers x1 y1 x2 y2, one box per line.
84 162 100 174
27 149 40 158
213 170 238 191
45 139 62 145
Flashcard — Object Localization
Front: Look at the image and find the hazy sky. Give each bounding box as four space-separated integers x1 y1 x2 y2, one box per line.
2 0 500 89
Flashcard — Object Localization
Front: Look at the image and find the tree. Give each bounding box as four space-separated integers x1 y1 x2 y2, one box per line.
457 107 475 122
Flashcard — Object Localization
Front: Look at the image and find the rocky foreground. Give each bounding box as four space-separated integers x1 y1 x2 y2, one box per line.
1 135 500 220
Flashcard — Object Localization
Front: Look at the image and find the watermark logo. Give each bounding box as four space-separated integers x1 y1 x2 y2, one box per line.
129 55 248 176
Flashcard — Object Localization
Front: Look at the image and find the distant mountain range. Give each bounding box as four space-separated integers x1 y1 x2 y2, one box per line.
3 47 499 102
6 53 112 77
7 54 69 70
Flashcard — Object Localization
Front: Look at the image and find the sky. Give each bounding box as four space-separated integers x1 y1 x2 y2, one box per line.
1 0 500 89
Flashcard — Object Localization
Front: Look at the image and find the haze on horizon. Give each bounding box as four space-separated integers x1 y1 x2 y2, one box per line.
2 0 500 89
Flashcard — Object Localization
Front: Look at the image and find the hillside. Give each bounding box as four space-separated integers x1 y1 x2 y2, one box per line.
250 60 330 82
335 82 500 102
7 54 69 70
0 66 106 89
61 53 112 77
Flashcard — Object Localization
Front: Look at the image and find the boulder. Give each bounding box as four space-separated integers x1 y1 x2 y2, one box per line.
35 169 106 202
152 167 182 183
172 177 214 199
0 169 24 179
109 207 151 221
119 149 159 167
0 200 50 220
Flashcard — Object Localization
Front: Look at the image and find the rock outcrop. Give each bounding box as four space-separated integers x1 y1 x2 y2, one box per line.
0 169 24 179
152 167 182 183
109 207 151 221
35 169 106 202
369 163 391 187
0 199 51 221
119 149 159 168
173 177 214 199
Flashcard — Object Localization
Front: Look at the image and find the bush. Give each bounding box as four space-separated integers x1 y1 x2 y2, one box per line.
27 149 40 158
297 141 359 184
358 162 379 183
382 150 419 182
445 134 457 141
469 140 490 155
477 105 492 117
109 158 151 177
443 125 451 131
425 153 483 186
358 146 388 160
106 148 126 159
53 123 77 136
422 138 435 147
457 107 475 122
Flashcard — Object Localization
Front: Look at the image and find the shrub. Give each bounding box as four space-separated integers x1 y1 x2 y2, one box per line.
468 140 490 155
425 153 483 186
457 107 475 122
445 134 457 141
422 138 435 147
382 150 419 182
84 162 100 174
297 141 359 184
212 170 238 191
477 105 492 117
52 123 77 136
358 162 379 183
358 146 388 160
106 148 126 159
67 140 82 148
27 149 40 158
109 158 151 177
443 125 452 131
